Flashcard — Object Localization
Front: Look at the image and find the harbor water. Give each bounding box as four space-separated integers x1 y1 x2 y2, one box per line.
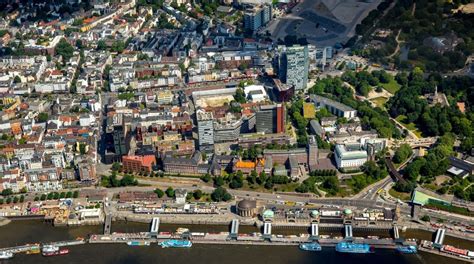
0 220 472 264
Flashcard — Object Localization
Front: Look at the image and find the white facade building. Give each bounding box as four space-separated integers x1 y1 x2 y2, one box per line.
334 144 368 169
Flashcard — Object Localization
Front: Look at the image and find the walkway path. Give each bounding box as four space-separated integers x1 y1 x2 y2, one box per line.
387 3 415 59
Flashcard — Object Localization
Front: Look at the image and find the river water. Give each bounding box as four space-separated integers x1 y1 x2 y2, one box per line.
0 220 471 264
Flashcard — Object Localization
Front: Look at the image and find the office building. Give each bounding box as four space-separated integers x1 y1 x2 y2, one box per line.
122 155 157 174
113 125 128 157
334 144 368 169
278 45 309 91
256 104 285 134
244 4 272 32
196 109 214 151
307 136 319 171
311 95 357 119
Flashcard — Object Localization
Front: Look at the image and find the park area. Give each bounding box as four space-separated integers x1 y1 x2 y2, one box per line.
370 97 388 108
395 115 423 138
380 77 401 94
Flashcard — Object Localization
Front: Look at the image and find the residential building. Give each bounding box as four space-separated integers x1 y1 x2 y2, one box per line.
244 4 272 32
78 162 97 183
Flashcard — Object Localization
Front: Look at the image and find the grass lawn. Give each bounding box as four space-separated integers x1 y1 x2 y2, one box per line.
381 78 401 94
422 183 440 192
389 187 412 201
370 97 388 108
395 115 423 138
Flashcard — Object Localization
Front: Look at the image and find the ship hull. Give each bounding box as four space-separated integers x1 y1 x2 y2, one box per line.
335 242 373 254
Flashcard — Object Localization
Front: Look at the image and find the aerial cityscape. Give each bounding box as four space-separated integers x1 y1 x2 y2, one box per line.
0 0 473 263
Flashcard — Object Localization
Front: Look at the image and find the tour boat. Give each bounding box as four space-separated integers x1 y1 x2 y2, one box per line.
159 240 192 248
299 242 322 251
0 251 14 260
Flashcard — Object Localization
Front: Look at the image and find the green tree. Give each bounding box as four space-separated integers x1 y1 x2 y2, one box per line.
97 40 107 50
321 176 340 195
79 143 87 155
154 188 164 198
393 144 413 164
420 215 430 222
56 38 75 62
120 174 138 186
213 176 225 187
111 162 122 172
165 187 175 198
257 171 267 185
193 190 203 200
211 187 232 202
111 40 126 53
1 188 13 196
234 88 246 103
73 191 79 198
200 173 211 183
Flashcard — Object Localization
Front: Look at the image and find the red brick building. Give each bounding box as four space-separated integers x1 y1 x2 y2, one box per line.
122 155 156 173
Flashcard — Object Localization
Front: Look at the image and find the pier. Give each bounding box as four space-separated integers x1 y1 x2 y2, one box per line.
43 239 87 247
415 228 474 262
0 220 472 262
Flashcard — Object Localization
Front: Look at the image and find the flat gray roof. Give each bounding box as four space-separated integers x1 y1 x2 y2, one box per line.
311 95 355 112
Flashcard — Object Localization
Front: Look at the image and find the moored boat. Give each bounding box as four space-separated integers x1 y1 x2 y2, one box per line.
0 251 14 260
299 242 322 251
335 242 373 254
42 249 69 257
127 241 151 246
397 245 417 254
176 228 190 234
26 248 41 254
42 245 59 253
159 240 192 248
26 244 41 254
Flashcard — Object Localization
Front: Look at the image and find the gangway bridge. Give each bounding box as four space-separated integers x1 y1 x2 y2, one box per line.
263 222 272 240
433 228 446 248
344 224 353 240
104 214 112 235
309 223 319 240
150 217 160 238
229 219 239 240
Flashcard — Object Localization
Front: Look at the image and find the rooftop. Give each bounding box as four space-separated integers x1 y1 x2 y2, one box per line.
311 95 355 112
